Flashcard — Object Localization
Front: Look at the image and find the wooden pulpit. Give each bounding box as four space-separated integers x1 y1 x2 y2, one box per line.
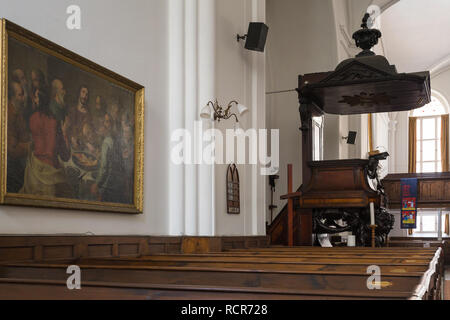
268 13 430 247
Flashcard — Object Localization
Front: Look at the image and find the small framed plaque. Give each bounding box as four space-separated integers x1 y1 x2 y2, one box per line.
226 164 240 214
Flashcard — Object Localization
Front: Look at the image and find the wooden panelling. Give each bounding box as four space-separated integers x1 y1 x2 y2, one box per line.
384 182 401 202
383 172 450 208
118 244 139 256
222 237 265 250
444 182 450 199
0 247 34 261
147 244 167 254
420 181 444 201
87 245 113 258
148 237 182 254
181 237 221 254
0 235 269 262
43 246 74 260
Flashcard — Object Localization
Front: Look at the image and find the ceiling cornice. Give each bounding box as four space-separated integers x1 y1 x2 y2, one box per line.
371 0 401 13
428 54 450 79
339 24 359 58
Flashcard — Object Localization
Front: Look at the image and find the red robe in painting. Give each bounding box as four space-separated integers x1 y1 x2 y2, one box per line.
28 112 70 168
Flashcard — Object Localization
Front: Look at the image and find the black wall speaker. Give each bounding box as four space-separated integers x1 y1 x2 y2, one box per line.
347 131 357 145
244 22 269 52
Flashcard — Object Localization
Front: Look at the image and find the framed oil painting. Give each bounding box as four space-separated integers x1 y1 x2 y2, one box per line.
0 19 144 213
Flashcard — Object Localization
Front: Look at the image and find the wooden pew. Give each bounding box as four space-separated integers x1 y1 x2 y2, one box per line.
0 247 443 300
72 258 428 274
388 237 450 265
0 278 413 300
201 252 435 259
0 262 427 299
225 247 437 254
79 254 431 266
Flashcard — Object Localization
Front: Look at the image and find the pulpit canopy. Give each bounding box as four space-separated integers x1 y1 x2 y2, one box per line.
298 13 431 115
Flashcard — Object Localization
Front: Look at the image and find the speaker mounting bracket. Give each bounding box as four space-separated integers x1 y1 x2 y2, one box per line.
236 34 247 42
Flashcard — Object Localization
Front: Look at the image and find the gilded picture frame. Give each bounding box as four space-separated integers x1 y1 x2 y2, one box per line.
0 19 144 214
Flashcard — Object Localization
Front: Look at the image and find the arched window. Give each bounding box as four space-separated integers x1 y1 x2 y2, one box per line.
408 93 450 236
410 94 449 173
411 96 447 117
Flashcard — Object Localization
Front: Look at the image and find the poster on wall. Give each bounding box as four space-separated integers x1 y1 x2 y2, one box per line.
400 178 418 229
0 19 145 214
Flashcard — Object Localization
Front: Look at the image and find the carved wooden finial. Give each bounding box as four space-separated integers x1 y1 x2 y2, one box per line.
353 13 382 57
361 12 371 28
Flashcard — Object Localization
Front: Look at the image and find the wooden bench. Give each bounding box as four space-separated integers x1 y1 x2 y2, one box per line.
0 247 443 300
75 257 428 272
388 237 450 265
0 278 414 300
77 254 433 267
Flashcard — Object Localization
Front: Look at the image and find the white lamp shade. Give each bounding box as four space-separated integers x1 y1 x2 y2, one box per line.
237 103 248 116
200 105 212 119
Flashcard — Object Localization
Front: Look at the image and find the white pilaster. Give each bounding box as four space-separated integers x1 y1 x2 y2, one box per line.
249 0 267 236
197 0 216 235
168 0 216 236
184 0 199 235
168 0 185 235
388 112 398 173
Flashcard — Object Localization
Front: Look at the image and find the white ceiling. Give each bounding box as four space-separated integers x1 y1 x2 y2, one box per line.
379 0 450 73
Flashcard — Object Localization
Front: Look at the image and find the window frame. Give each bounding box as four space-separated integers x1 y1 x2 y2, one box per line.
312 116 323 161
416 212 437 233
415 115 442 173
415 210 447 234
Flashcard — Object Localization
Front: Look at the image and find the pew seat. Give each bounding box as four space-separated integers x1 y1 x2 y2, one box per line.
0 246 444 300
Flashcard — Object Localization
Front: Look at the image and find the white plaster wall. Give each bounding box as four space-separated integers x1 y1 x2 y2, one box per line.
0 0 267 236
214 0 266 236
266 0 339 223
388 210 405 237
373 113 389 176
431 72 450 110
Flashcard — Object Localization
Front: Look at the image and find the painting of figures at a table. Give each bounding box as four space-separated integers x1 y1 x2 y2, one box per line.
6 36 135 205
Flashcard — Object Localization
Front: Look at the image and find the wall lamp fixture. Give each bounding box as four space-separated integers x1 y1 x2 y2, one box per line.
200 100 248 126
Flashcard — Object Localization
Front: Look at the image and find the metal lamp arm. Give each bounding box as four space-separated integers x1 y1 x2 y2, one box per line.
204 100 240 123
225 100 238 114
207 101 217 112
223 113 239 123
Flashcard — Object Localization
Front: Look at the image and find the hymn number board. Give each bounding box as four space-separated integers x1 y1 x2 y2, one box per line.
226 164 240 214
